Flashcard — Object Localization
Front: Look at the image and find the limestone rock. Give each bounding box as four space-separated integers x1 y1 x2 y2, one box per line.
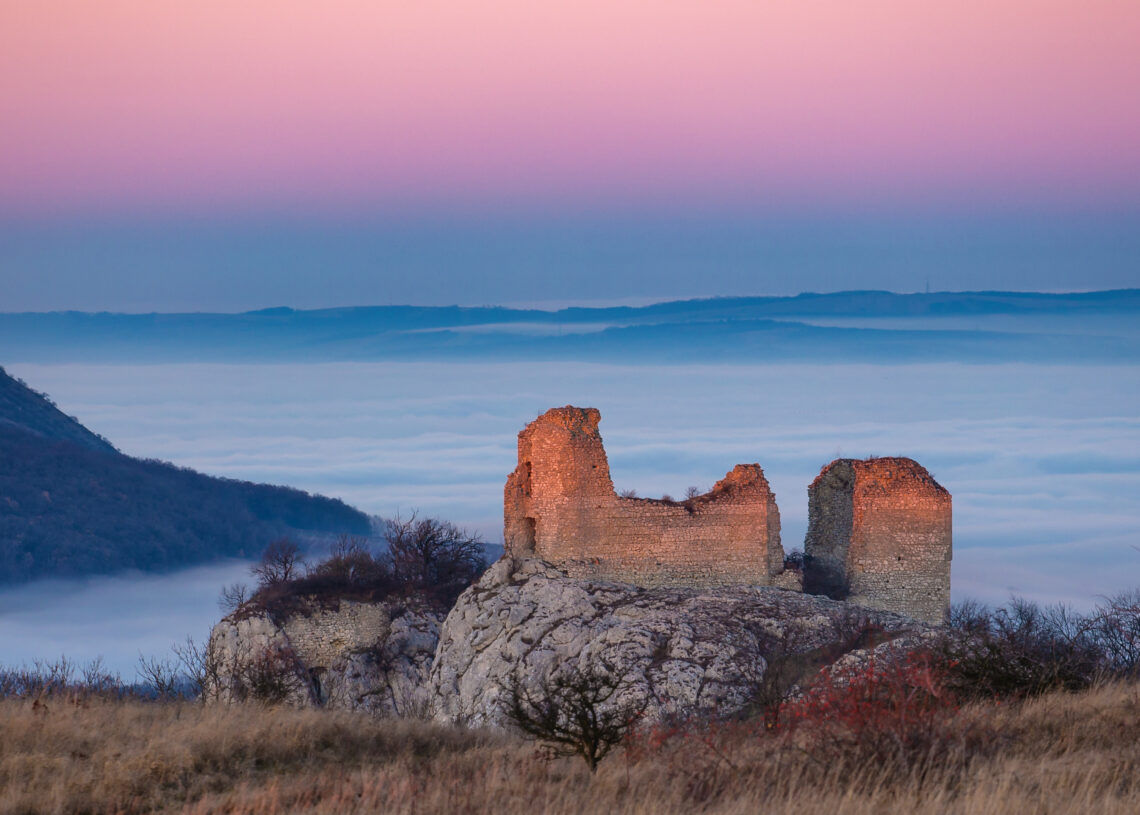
206 599 442 715
429 557 927 728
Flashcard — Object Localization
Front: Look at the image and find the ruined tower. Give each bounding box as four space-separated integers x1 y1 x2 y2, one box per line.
803 458 951 624
504 406 785 587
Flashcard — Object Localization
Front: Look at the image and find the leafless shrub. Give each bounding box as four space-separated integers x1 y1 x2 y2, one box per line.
685 485 702 500
731 622 810 727
384 513 486 605
307 534 388 586
251 538 305 588
227 644 308 705
137 653 181 699
782 549 805 571
1092 588 1140 677
78 656 123 698
173 636 223 699
0 657 128 701
731 610 883 728
618 488 638 498
935 597 1105 698
503 658 647 772
218 581 250 614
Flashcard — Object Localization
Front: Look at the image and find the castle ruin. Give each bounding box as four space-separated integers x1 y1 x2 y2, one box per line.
504 406 951 623
803 458 952 624
504 407 786 587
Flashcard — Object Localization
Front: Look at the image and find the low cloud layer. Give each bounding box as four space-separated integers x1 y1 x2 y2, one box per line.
3 360 1137 671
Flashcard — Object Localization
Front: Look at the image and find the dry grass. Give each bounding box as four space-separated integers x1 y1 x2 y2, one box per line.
2 682 1139 814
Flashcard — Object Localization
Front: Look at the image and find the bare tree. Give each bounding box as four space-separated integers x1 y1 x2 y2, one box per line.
218 581 250 613
307 534 384 585
173 635 223 700
503 658 647 772
251 538 305 587
136 653 181 699
1093 589 1140 677
384 513 485 600
935 598 1104 698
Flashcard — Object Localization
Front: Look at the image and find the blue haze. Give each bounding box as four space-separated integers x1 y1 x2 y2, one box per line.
3 210 1139 312
2 355 1138 676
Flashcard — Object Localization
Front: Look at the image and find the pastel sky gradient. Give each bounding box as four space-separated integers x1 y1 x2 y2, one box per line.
4 1 1140 214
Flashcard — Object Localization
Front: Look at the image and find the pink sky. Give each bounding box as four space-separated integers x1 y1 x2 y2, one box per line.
2 1 1139 212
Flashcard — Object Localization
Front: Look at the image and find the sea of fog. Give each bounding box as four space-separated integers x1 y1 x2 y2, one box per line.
3 360 1138 677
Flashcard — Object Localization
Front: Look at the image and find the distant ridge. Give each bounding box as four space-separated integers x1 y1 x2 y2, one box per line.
0 290 1137 364
0 368 372 584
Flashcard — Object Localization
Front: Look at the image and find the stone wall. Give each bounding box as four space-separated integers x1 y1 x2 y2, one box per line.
504 406 786 586
803 458 951 624
279 602 392 669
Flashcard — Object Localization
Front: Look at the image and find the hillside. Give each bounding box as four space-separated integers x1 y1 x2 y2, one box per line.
0 367 371 583
0 367 116 453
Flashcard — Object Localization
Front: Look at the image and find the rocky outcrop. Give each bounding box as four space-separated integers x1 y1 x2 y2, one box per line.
428 557 929 727
206 599 442 716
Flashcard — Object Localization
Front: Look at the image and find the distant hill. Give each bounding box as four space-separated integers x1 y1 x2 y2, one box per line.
1 290 1137 364
0 367 372 584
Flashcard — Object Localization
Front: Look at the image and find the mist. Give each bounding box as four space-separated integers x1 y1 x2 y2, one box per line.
0 560 253 678
2 358 1137 673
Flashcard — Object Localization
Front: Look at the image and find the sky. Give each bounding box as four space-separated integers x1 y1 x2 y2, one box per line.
1 2 1139 309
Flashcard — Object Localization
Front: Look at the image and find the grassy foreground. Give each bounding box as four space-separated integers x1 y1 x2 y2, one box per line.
1 681 1138 815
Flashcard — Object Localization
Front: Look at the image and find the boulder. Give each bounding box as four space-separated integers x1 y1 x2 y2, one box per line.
429 557 928 727
206 599 442 716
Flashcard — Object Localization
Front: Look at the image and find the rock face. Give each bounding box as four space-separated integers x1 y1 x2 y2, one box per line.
804 458 952 624
206 600 442 716
504 406 786 587
429 557 927 727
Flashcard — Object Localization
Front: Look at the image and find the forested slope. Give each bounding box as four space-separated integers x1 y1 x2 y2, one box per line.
0 367 371 583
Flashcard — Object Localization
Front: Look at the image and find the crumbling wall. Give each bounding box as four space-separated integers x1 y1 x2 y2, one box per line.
804 458 951 624
504 406 785 587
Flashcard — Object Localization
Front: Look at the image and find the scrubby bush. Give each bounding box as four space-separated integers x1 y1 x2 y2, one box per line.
780 653 991 783
933 594 1140 699
225 644 309 705
384 514 486 605
1092 588 1140 677
732 608 884 728
504 658 647 772
235 515 488 621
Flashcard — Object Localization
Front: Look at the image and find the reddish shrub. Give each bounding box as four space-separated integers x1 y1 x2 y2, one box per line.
780 652 987 782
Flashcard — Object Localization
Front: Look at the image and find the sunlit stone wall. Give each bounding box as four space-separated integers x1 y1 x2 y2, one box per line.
804 458 952 624
504 406 785 587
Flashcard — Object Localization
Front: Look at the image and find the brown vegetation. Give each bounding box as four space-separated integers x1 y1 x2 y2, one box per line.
0 680 1136 814
226 518 487 623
